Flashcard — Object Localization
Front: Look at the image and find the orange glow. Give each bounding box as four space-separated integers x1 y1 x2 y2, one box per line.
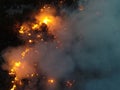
19 30 24 34
35 6 56 27
32 24 39 30
15 62 21 67
9 61 22 90
28 39 33 43
48 79 55 84
18 5 58 42
19 24 30 35
28 33 31 36
19 26 24 34
21 48 30 58
42 17 51 24
9 61 22 75
37 15 54 26
10 84 16 90
8 5 62 90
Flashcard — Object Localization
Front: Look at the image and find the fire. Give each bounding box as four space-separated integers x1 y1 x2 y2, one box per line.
32 24 39 30
21 48 30 58
8 5 61 90
16 5 62 45
9 61 22 75
42 17 52 25
36 14 54 27
47 78 56 86
10 85 16 90
9 48 30 90
9 61 22 90
15 62 21 67
18 24 30 36
28 33 31 36
19 26 24 34
28 39 33 43
48 79 54 84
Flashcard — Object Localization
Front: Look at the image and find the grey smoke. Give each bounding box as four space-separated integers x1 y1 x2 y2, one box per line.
69 0 120 90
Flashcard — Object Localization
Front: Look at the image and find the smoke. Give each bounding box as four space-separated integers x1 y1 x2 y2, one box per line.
69 0 120 90
72 0 120 71
1 0 120 90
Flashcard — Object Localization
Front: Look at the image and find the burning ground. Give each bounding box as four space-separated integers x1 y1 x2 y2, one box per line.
1 0 120 90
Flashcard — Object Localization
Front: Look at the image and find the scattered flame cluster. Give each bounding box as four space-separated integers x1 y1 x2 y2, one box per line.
18 5 58 44
9 48 38 90
8 4 75 90
9 61 22 90
9 6 59 90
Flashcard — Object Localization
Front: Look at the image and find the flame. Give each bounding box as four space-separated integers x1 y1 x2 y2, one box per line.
9 61 22 75
48 79 54 84
10 85 16 90
32 24 39 30
19 26 24 34
36 14 54 27
9 48 30 90
28 39 33 43
15 62 21 67
8 47 39 90
28 33 31 36
21 48 30 58
9 5 60 90
42 17 52 25
19 24 30 35
48 78 55 84
17 5 59 45
9 61 22 90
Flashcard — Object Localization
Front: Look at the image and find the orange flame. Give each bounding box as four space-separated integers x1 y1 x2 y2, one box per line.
10 84 16 90
21 48 30 58
48 78 56 85
9 61 22 90
10 6 59 89
48 79 54 84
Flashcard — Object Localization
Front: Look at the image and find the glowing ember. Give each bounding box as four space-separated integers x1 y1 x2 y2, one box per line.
48 79 55 84
28 39 33 43
10 84 16 90
9 61 21 75
8 5 62 90
9 61 22 90
21 48 30 58
28 33 31 36
32 24 39 30
19 26 24 34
